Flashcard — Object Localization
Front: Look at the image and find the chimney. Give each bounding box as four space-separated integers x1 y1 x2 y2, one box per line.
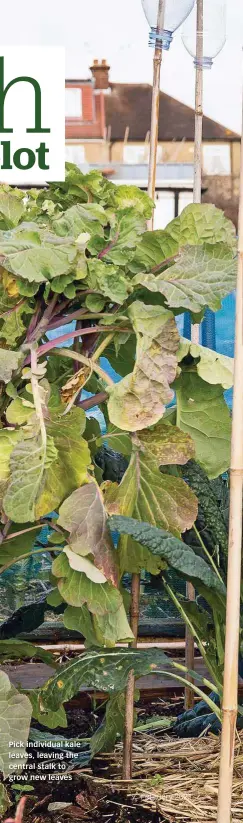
90 59 110 90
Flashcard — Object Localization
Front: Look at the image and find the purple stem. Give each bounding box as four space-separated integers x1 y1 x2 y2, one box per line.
98 232 119 259
151 254 176 274
29 293 59 341
46 308 87 332
0 298 25 320
73 319 83 374
24 324 129 362
36 327 90 356
25 303 42 342
45 308 116 334
78 391 108 410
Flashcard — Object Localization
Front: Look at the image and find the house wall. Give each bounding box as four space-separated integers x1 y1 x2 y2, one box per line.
65 83 106 139
65 141 109 164
110 141 195 164
109 139 237 173
202 174 239 228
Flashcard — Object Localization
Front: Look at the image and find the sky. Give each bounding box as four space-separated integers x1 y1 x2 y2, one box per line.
2 0 243 133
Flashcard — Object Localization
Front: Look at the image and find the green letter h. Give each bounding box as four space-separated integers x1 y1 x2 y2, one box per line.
0 56 50 133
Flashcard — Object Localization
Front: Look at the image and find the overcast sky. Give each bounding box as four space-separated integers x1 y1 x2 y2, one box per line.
3 0 243 133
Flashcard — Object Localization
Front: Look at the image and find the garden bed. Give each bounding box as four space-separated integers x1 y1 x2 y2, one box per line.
6 732 243 823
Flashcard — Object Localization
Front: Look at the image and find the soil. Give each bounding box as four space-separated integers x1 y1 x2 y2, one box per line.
5 778 166 823
4 699 184 823
11 780 166 823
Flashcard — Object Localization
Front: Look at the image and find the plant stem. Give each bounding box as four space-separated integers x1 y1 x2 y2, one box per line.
0 298 25 319
78 391 108 411
4 525 42 542
31 327 127 359
98 233 119 259
30 347 47 450
123 573 140 780
0 546 62 576
151 254 176 274
153 669 221 719
36 327 88 355
25 301 42 342
28 294 59 342
164 578 220 690
52 347 114 387
46 309 118 333
92 332 115 361
193 524 224 583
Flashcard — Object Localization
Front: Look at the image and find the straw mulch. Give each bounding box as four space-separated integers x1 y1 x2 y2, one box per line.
88 731 243 822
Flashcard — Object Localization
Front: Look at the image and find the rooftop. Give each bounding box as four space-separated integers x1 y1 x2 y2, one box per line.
105 83 240 143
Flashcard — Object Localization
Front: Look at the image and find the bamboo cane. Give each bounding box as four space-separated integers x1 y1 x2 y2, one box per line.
191 0 203 341
122 0 165 779
216 78 243 823
193 0 203 208
147 0 165 223
122 572 140 779
185 0 204 711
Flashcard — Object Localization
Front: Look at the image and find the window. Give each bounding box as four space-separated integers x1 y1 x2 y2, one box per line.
65 144 85 165
179 191 194 214
154 192 175 229
65 88 82 118
123 144 163 164
203 144 231 176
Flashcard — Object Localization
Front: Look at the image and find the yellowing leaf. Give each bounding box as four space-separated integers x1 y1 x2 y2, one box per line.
58 482 119 587
138 421 195 465
0 670 32 778
108 301 179 431
6 396 35 425
0 428 21 483
2 271 19 297
110 449 198 538
63 547 107 583
0 348 23 383
35 408 91 518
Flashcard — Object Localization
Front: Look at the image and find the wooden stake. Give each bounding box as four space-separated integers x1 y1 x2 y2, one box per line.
122 573 140 779
123 0 165 779
185 0 204 710
216 80 243 823
193 0 203 207
191 0 203 344
147 0 165 226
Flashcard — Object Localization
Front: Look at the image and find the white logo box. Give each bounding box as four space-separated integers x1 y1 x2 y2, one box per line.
0 46 65 184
